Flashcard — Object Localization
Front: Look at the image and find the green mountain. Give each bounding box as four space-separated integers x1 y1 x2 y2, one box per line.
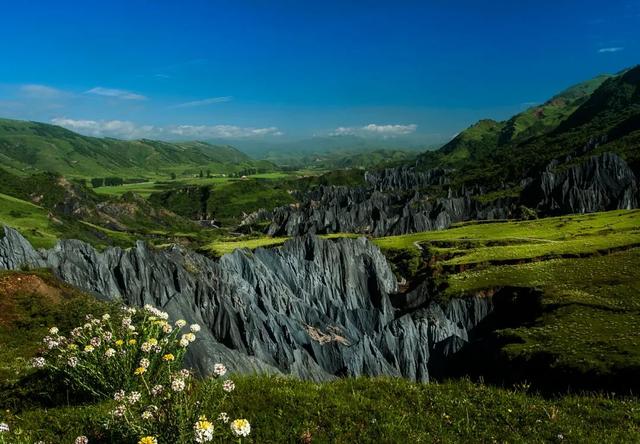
414 66 640 189
0 118 273 178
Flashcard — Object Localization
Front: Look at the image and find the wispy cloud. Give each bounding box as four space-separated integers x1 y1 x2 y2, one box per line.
168 124 281 138
330 123 417 137
20 84 66 99
85 87 147 100
154 74 171 79
169 96 233 109
598 47 624 53
51 118 282 140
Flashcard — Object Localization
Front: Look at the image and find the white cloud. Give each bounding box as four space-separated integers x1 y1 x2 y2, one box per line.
330 123 417 137
20 84 66 99
169 96 233 109
51 118 282 140
85 87 147 100
598 47 624 53
168 124 282 138
51 118 157 139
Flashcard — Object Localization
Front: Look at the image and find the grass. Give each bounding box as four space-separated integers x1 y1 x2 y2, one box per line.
1 269 639 443
0 192 60 248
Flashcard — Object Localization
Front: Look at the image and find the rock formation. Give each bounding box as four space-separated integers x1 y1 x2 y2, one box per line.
0 227 491 382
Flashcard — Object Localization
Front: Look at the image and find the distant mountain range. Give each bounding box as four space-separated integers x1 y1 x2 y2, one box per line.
0 118 274 178
417 66 640 185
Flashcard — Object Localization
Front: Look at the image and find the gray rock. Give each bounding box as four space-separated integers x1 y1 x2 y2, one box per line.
0 226 491 381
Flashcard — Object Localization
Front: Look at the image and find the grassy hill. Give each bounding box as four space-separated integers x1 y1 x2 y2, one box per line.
416 66 640 185
0 118 275 179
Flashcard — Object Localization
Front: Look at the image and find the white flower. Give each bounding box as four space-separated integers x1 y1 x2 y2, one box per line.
162 323 173 334
114 389 126 401
190 324 201 333
179 338 189 347
102 313 111 321
141 410 153 420
46 339 60 349
90 336 101 347
217 412 229 423
68 356 79 368
139 358 150 369
180 368 191 378
49 326 59 335
128 325 136 332
103 331 113 342
83 322 92 330
151 384 164 396
175 319 187 328
31 357 46 368
75 436 89 444
171 378 186 392
128 391 141 404
112 404 126 417
230 418 251 437
141 342 152 353
194 416 214 443
122 317 132 327
222 380 235 392
213 363 227 377
105 348 116 358
182 333 196 343
0 422 9 432
71 327 83 337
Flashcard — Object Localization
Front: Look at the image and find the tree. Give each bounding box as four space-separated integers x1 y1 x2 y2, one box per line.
170 172 177 180
199 170 204 178
91 178 104 188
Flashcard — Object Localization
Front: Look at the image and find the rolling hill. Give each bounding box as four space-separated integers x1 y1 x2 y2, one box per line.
0 118 275 178
416 66 640 185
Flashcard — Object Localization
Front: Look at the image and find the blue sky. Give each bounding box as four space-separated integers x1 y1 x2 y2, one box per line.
0 0 638 144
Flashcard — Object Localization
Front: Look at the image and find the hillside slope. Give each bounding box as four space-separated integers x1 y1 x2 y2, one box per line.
0 118 272 178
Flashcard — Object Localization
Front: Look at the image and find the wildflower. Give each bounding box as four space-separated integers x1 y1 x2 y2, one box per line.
184 332 196 342
141 410 153 420
128 391 141 404
194 415 214 443
162 353 175 362
49 326 59 335
113 404 126 417
103 331 113 341
138 437 157 444
84 345 94 353
179 368 191 378
230 418 251 437
0 422 9 432
128 325 136 332
31 357 46 368
105 348 116 358
75 436 89 444
102 313 111 321
179 337 189 347
222 380 235 392
68 356 79 368
162 323 173 334
122 317 132 328
114 390 126 401
190 324 201 333
46 339 60 349
90 336 101 347
151 384 164 396
158 311 169 320
140 358 150 368
217 412 229 423
141 342 152 352
148 338 158 345
115 339 124 347
83 322 92 330
128 339 137 346
71 327 83 337
175 319 187 328
213 363 227 377
134 367 147 376
171 378 186 392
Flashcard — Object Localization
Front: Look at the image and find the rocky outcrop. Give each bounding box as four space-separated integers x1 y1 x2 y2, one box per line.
262 152 638 237
523 152 638 214
0 227 491 381
265 185 513 237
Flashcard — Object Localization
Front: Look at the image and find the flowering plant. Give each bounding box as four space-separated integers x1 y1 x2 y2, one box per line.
31 304 251 443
